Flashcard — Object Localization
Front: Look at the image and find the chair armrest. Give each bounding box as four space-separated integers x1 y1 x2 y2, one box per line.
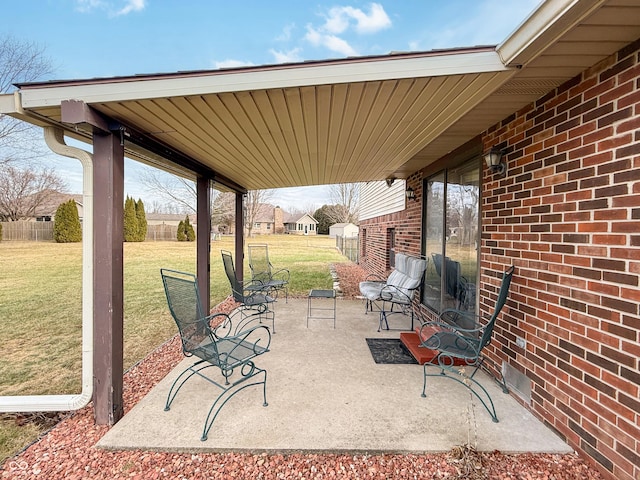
217 324 272 367
363 274 386 282
379 284 413 303
270 266 290 282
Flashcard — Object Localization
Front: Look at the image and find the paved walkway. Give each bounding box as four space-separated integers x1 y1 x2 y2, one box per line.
98 298 572 454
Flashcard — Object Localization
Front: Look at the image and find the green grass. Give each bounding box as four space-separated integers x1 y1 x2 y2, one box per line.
0 234 345 464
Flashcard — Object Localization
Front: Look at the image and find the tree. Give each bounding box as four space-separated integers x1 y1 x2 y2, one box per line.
123 196 138 242
137 167 199 214
244 189 274 238
211 192 235 234
1 35 54 167
135 198 147 241
176 219 186 241
177 215 195 241
313 205 335 234
0 166 67 221
53 199 82 243
327 183 360 224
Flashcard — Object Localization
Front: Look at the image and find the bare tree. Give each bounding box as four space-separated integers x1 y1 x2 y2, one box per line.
0 165 67 221
211 191 235 234
137 167 197 213
244 189 274 238
327 183 360 224
1 35 54 167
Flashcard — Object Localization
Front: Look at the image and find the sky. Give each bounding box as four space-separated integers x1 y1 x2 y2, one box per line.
4 0 540 212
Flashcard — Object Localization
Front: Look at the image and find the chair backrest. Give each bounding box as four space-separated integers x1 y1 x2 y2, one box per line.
479 265 515 349
160 268 212 355
386 253 428 298
248 244 271 283
221 250 243 302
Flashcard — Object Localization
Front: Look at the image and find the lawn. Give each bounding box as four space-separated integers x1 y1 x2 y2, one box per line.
0 234 347 464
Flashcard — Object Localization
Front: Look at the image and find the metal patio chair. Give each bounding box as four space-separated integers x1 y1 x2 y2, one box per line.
160 268 271 441
359 253 428 332
247 243 290 302
221 249 276 332
419 265 515 422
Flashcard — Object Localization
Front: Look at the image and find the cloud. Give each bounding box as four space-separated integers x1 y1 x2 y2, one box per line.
214 59 256 69
270 48 303 64
305 25 358 57
74 0 145 15
275 23 296 42
322 3 391 35
302 3 390 57
114 0 146 16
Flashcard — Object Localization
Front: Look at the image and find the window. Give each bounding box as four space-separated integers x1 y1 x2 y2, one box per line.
310 223 315 231
422 158 480 315
388 228 396 268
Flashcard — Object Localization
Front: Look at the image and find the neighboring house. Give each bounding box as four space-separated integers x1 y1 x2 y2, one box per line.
329 222 358 238
32 191 84 222
284 212 318 235
250 205 318 235
359 28 640 480
145 213 196 226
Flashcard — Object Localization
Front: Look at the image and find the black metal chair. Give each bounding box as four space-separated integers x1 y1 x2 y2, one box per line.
221 249 276 333
160 268 271 441
247 243 290 303
419 265 515 422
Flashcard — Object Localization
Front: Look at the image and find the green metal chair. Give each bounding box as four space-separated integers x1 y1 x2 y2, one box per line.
160 268 271 441
419 265 514 422
247 243 290 303
221 249 276 332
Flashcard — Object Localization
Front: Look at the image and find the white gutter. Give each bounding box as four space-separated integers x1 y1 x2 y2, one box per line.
0 127 93 412
18 50 511 107
498 0 607 67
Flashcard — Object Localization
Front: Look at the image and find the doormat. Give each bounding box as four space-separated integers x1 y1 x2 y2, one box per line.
365 338 418 365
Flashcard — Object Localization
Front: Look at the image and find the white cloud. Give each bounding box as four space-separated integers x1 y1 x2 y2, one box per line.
322 3 391 35
305 25 358 57
74 0 145 15
214 59 256 69
275 23 296 42
270 48 303 64
114 0 146 16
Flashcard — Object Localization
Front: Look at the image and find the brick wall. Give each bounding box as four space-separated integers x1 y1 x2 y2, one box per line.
359 172 422 276
358 41 640 480
482 41 640 480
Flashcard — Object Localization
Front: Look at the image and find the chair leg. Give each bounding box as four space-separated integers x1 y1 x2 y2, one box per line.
422 360 500 423
201 367 268 441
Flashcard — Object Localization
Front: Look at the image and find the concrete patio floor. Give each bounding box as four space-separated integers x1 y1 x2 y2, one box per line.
98 298 572 455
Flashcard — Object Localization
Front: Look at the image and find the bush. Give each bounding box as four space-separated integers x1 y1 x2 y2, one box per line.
177 215 195 242
135 199 147 242
123 196 138 242
53 200 82 243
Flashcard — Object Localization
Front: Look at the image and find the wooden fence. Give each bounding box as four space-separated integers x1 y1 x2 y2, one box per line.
336 234 359 263
0 221 180 242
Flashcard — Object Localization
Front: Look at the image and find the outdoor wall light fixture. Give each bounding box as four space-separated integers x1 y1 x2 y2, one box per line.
385 177 396 187
484 148 506 176
405 186 416 201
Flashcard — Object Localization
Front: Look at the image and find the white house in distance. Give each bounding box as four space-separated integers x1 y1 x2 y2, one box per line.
329 222 358 238
284 212 318 235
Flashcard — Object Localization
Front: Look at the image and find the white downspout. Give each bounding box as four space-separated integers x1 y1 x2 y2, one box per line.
0 127 94 412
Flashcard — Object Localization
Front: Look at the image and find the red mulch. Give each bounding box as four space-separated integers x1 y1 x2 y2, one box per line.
0 262 604 480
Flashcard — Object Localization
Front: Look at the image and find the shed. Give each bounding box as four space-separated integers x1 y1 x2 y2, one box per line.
329 222 358 238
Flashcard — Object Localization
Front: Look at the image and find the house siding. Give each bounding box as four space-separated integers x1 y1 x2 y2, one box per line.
359 41 640 480
360 180 406 221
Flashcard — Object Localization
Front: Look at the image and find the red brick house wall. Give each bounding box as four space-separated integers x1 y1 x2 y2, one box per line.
481 41 640 480
358 41 640 480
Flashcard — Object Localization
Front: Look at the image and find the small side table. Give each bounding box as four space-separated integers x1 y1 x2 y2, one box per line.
307 289 336 328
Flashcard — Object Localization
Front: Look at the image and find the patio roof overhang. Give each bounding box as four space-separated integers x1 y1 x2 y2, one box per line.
2 0 639 193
